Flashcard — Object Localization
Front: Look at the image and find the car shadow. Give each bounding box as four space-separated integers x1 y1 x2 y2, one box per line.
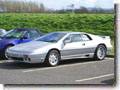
0 58 96 70
101 79 115 85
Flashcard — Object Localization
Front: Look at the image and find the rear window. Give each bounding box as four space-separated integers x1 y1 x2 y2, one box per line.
81 34 92 41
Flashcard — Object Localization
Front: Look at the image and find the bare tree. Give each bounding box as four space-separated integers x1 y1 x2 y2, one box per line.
39 3 45 13
0 0 46 13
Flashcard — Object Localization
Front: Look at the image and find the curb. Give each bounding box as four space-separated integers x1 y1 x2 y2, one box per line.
106 55 114 58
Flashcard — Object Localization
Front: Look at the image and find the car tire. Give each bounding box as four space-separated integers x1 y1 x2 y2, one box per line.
3 45 13 60
94 45 106 60
45 50 60 67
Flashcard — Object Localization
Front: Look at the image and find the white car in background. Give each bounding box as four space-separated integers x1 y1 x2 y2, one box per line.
7 32 112 66
0 29 6 37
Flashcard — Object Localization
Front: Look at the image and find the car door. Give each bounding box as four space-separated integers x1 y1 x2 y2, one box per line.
61 34 86 59
19 30 41 44
80 34 96 54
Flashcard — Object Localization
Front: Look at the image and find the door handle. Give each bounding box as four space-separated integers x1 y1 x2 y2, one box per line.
82 43 85 46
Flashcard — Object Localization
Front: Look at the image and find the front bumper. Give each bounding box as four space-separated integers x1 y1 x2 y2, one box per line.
7 51 47 63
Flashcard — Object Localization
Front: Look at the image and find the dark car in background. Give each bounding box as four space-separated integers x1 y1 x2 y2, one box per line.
0 28 43 59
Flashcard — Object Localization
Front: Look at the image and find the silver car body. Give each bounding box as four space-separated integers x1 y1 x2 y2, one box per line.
7 32 112 63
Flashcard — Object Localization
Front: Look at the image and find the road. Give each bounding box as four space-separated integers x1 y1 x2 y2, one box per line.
0 57 114 84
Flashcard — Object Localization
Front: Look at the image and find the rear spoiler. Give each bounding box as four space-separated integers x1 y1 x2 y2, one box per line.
98 35 111 39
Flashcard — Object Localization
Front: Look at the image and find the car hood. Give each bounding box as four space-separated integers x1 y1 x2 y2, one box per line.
9 41 55 53
0 38 16 44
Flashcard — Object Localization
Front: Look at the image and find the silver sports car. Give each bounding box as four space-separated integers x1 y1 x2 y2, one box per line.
7 32 112 66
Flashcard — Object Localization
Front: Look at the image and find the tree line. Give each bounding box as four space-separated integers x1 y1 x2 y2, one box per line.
0 0 46 13
0 0 114 14
55 7 114 14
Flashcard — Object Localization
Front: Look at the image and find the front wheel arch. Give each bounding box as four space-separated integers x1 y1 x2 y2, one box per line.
47 48 61 56
5 44 14 48
45 48 61 61
4 44 14 51
45 49 61 66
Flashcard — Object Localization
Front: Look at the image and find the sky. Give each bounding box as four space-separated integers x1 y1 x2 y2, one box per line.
16 0 114 10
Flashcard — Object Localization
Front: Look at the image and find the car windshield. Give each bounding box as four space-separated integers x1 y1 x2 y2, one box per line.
2 29 24 39
37 32 66 42
0 30 3 35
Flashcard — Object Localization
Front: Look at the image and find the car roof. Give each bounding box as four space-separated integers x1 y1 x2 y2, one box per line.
53 31 87 34
14 28 43 35
15 28 38 31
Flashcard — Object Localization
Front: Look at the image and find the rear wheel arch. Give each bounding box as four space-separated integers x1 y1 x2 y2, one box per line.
94 44 107 60
97 44 107 50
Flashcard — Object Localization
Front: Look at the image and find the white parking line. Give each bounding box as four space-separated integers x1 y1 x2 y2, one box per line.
0 60 13 63
23 58 114 73
75 74 114 82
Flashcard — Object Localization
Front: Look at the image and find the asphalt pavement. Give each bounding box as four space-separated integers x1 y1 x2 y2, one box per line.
0 57 114 84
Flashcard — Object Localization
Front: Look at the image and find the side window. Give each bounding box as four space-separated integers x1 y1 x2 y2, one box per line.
23 30 40 39
70 34 82 42
63 36 70 43
23 31 30 39
64 36 70 41
0 30 3 35
81 34 92 41
29 30 40 39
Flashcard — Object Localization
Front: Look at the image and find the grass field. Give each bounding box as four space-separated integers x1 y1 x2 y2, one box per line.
110 40 114 55
0 13 114 37
0 13 114 55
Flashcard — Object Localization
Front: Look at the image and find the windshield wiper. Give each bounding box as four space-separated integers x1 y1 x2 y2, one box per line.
5 36 18 39
44 40 57 42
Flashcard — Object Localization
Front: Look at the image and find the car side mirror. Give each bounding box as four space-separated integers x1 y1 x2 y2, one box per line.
64 40 71 45
20 36 28 40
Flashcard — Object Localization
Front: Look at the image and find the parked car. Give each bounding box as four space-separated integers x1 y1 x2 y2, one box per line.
0 29 7 37
7 32 112 66
0 28 43 59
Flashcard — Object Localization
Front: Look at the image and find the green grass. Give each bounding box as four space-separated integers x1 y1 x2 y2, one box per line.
109 40 114 55
0 13 114 38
